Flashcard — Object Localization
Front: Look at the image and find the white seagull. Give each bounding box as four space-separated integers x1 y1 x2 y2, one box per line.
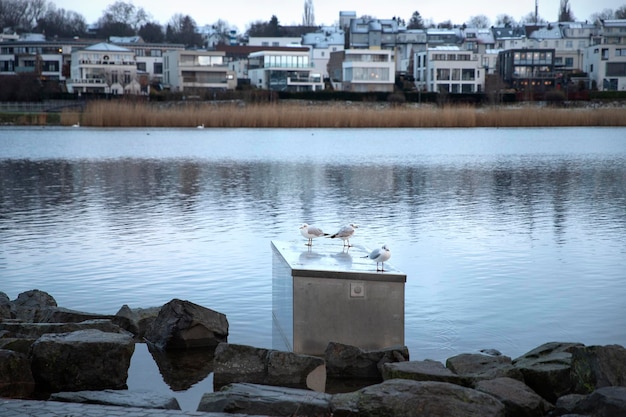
72 122 80 128
299 223 329 246
329 223 358 247
365 244 391 271
197 123 205 129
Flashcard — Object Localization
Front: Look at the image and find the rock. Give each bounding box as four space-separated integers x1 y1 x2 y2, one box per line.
325 341 409 380
382 359 469 386
331 379 505 417
475 377 554 417
0 292 13 319
115 304 160 339
570 344 626 394
144 299 228 350
513 341 584 402
36 306 132 330
573 386 626 417
30 329 135 392
198 382 332 416
0 319 131 340
0 349 35 398
12 289 57 322
213 343 326 392
446 353 524 385
49 389 181 410
554 393 587 415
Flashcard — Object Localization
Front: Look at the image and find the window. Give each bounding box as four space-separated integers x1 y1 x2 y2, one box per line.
436 68 450 80
150 49 162 57
153 62 162 74
606 62 626 76
461 68 475 80
617 49 626 57
136 62 146 71
565 58 574 67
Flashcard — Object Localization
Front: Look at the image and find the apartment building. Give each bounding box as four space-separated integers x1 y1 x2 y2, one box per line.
414 46 485 93
497 48 557 92
328 49 395 92
247 49 323 91
163 50 237 92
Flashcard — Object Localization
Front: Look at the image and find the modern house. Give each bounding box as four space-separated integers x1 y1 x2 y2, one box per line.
163 50 237 92
67 42 141 95
329 48 395 92
497 48 557 92
246 49 323 91
414 46 485 93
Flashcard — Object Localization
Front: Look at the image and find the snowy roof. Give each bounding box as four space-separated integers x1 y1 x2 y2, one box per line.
83 42 132 52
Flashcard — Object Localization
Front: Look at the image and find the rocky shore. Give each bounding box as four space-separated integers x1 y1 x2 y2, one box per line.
1 289 625 416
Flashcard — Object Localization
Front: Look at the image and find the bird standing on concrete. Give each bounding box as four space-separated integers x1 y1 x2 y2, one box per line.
329 223 358 247
365 244 391 271
299 223 328 246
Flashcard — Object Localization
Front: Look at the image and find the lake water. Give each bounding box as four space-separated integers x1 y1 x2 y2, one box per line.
1 126 625 409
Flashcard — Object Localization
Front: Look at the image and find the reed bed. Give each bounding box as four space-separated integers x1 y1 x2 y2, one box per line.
62 100 626 128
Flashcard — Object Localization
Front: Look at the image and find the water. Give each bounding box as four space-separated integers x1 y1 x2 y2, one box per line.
1 126 626 409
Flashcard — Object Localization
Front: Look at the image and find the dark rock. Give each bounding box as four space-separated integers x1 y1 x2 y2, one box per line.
0 292 13 319
382 359 469 386
513 341 584 402
325 341 409 380
12 289 57 322
0 349 35 398
0 338 35 355
0 319 131 340
213 343 325 392
573 386 626 417
49 389 181 410
198 382 332 416
36 306 132 330
554 393 587 415
446 353 524 385
331 379 505 417
115 304 160 339
475 377 554 417
144 299 228 350
30 329 135 392
147 343 214 391
570 345 626 394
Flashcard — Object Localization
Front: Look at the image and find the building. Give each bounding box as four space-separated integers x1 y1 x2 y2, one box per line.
247 49 323 91
301 26 345 79
497 48 557 92
414 46 485 93
67 42 141 95
329 48 395 92
584 20 626 91
163 50 237 92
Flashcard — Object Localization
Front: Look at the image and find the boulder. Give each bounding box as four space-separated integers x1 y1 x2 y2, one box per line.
213 343 326 392
325 341 409 380
35 306 132 330
12 289 57 322
475 377 554 417
446 353 524 385
144 299 228 350
554 393 587 415
0 319 130 339
30 329 135 392
147 344 214 391
382 359 469 386
49 389 181 410
198 382 332 416
513 341 584 402
115 304 161 339
573 386 626 417
331 379 505 417
570 344 626 394
0 292 12 319
0 349 35 398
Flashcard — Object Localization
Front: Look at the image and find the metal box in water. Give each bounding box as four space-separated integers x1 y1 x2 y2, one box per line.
272 240 406 356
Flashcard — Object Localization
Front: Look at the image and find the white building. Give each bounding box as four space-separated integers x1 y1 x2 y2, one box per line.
68 42 141 95
247 49 323 91
301 26 345 78
414 46 485 93
163 50 237 92
340 49 395 92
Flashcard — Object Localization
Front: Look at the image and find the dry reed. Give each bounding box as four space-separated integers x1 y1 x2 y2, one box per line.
65 101 626 128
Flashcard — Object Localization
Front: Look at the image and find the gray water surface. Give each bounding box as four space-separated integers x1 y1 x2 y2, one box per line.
1 126 625 408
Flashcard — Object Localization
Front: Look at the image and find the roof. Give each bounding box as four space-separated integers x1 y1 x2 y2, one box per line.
83 42 132 52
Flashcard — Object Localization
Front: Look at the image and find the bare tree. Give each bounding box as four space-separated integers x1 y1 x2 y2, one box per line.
0 0 47 31
520 11 546 25
558 0 575 22
98 1 148 33
302 0 315 26
495 14 517 27
466 15 490 28
590 8 614 24
617 5 626 19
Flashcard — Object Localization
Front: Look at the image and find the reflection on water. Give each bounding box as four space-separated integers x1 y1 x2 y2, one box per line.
1 127 626 409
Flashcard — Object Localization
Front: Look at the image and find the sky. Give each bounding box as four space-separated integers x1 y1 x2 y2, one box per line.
51 0 623 32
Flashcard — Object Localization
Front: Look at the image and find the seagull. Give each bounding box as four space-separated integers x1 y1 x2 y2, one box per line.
365 244 391 271
72 122 80 128
197 123 205 129
329 223 358 247
299 223 329 246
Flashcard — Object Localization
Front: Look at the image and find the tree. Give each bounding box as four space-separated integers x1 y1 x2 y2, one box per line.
96 1 149 37
407 11 425 29
558 0 575 22
166 14 203 47
437 20 453 29
466 15 490 28
210 19 233 45
0 0 47 32
495 14 516 27
138 21 164 43
590 8 613 24
36 6 87 38
302 0 315 26
520 12 546 25
615 5 626 19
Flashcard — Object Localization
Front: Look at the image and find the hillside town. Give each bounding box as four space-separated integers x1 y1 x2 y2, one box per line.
1 3 626 100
